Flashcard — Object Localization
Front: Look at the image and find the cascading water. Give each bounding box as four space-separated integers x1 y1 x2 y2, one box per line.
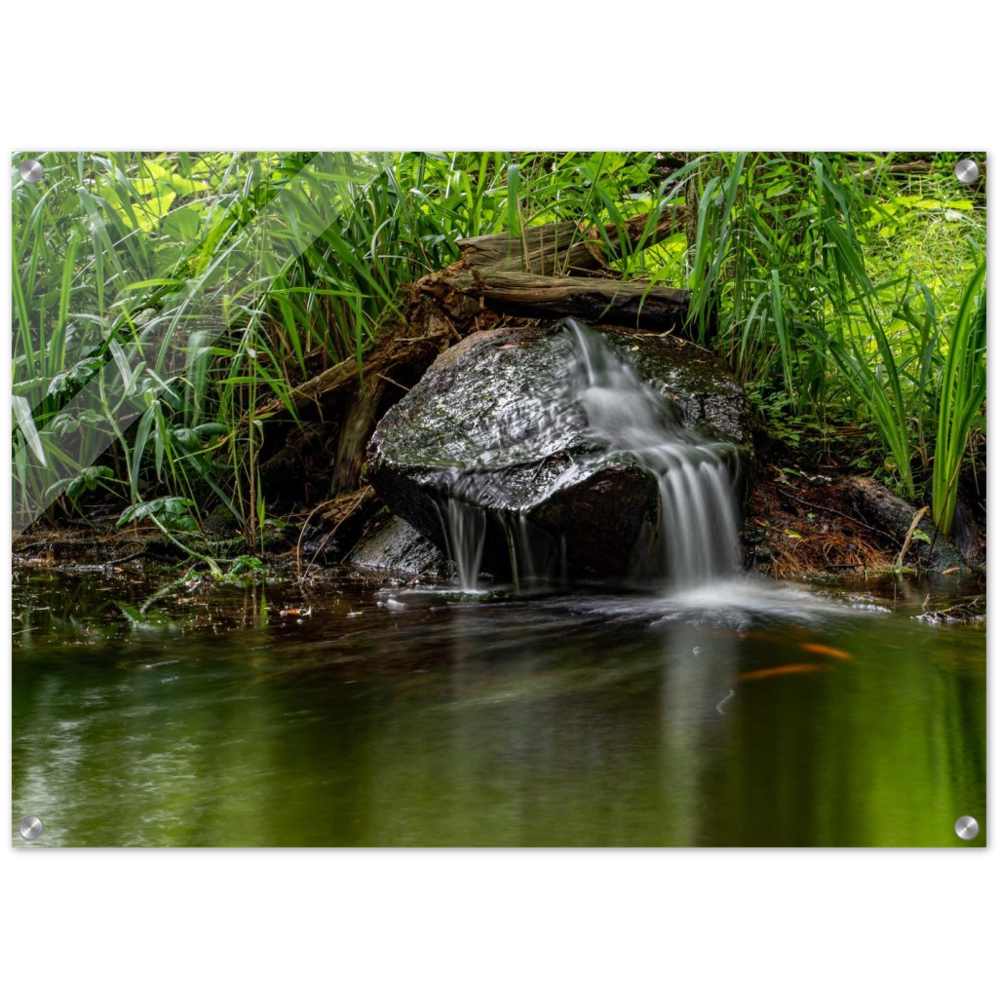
443 496 486 592
438 319 745 591
566 320 743 587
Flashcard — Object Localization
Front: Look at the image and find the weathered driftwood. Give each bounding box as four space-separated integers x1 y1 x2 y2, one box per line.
855 159 935 179
457 222 606 275
259 265 694 432
446 270 691 331
456 206 687 277
255 204 695 422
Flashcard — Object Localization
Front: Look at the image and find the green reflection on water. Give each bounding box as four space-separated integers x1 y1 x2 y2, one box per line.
12 572 986 847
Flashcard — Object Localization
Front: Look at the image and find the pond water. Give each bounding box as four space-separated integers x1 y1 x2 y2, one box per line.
12 569 985 847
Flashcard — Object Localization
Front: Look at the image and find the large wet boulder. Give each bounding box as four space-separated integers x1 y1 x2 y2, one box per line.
366 320 752 580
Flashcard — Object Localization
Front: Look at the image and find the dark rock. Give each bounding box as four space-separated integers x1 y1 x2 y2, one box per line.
349 516 454 580
202 506 239 540
366 320 752 581
949 495 985 569
840 476 969 573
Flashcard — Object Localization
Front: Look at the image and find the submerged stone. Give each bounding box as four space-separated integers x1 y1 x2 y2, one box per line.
366 320 753 583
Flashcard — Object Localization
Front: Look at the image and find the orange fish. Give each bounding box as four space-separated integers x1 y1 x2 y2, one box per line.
798 642 852 660
737 663 829 683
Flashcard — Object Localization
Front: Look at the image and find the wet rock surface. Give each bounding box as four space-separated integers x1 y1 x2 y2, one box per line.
349 516 454 580
366 320 753 580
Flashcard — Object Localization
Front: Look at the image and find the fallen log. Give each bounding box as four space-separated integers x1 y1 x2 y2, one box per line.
457 221 605 275
253 214 696 424
840 476 968 573
444 270 692 332
456 206 687 276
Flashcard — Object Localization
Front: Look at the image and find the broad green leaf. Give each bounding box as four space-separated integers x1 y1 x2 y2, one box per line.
12 395 47 467
163 206 201 242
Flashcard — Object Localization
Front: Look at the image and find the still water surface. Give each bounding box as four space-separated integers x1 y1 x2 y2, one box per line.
12 571 985 847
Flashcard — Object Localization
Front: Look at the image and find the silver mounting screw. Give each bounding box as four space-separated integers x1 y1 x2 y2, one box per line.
19 816 44 840
954 159 980 185
18 159 45 184
955 816 979 840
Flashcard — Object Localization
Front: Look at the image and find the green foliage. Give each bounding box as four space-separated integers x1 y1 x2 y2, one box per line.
224 556 266 581
117 496 197 532
828 333 914 497
43 465 115 505
12 151 987 548
932 262 986 535
685 152 985 506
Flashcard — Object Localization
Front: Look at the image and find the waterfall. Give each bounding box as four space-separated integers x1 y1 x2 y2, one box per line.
443 497 486 592
438 320 744 591
568 320 742 587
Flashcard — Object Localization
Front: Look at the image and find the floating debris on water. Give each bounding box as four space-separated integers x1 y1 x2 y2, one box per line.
279 607 312 618
716 688 735 714
138 659 180 671
915 604 984 626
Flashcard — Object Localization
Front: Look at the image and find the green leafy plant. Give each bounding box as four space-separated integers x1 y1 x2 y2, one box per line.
117 496 198 532
931 261 986 536
12 151 987 554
